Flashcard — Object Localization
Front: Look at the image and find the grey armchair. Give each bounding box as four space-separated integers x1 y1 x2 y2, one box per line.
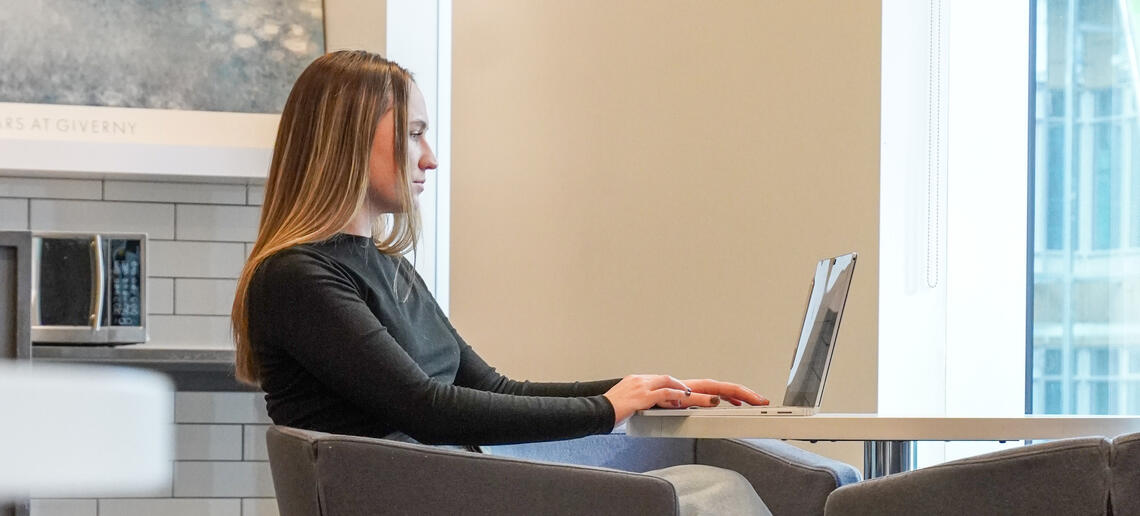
266 425 861 516
823 436 1114 516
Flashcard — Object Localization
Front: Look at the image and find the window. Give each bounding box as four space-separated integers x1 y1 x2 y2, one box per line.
387 0 453 312
881 0 1030 466
1031 0 1140 415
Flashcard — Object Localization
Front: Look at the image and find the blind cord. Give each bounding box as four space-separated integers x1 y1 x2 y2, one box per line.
927 0 943 289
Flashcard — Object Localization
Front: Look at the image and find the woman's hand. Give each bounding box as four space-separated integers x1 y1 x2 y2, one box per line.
603 375 768 425
678 379 769 407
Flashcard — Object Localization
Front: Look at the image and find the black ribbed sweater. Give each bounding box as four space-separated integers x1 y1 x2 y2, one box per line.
247 233 619 445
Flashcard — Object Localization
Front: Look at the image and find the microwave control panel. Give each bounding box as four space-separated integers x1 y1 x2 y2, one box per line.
108 239 142 326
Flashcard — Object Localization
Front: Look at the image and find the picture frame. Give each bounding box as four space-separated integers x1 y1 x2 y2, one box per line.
0 0 328 179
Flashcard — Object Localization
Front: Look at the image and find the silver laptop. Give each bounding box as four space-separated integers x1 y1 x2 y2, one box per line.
643 252 857 417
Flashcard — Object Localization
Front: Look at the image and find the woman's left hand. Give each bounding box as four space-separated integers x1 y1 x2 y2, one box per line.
679 379 769 407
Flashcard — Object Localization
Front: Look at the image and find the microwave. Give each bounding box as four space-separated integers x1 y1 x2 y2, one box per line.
31 232 148 345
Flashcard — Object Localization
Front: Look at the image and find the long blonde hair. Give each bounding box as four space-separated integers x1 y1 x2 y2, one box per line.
232 50 420 386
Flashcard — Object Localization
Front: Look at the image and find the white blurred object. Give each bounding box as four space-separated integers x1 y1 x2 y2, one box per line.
0 359 173 501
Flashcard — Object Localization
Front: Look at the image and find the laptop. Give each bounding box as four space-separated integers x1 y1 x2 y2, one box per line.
642 252 858 417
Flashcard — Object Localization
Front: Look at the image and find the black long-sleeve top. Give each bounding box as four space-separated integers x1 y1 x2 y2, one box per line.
247 233 620 445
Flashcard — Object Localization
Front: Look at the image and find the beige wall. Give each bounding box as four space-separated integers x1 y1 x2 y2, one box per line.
324 0 385 54
450 1 880 465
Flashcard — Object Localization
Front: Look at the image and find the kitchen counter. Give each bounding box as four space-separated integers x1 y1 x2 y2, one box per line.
31 345 255 391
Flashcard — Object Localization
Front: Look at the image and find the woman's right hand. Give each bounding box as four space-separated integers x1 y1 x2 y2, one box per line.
603 375 723 425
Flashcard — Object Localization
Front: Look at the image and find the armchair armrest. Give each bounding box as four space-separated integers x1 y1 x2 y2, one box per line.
267 426 679 516
696 439 861 516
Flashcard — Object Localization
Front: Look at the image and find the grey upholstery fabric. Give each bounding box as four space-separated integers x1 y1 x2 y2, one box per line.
697 439 861 516
824 437 1113 516
265 427 323 516
267 426 678 516
1111 432 1140 516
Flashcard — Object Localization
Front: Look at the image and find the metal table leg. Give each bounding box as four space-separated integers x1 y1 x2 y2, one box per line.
863 440 917 479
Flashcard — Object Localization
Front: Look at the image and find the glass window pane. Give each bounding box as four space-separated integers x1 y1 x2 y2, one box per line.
1091 347 1111 375
1134 129 1140 247
1046 348 1063 375
1047 124 1065 250
1045 380 1062 414
1091 381 1117 414
1032 0 1140 416
1092 123 1115 249
1129 382 1140 413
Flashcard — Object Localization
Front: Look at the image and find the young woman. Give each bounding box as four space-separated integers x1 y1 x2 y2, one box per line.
232 50 771 514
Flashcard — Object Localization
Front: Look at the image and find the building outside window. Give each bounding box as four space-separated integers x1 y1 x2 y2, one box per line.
1032 0 1140 415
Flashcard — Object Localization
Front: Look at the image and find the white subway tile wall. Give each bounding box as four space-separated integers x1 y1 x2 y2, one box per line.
175 204 260 242
175 392 272 424
149 315 233 349
99 499 241 516
247 185 265 206
175 279 239 315
149 277 175 315
0 177 102 200
2 176 278 516
104 180 247 205
28 500 96 516
173 462 275 497
175 424 244 461
243 424 270 461
242 499 280 516
148 241 246 279
30 200 175 238
0 198 28 230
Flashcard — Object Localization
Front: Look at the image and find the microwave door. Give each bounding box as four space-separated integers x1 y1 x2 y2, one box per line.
32 235 106 343
34 236 97 327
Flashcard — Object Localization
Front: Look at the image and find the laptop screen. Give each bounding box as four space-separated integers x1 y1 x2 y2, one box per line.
782 253 857 408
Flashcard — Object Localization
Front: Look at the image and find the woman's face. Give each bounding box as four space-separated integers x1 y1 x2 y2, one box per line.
367 82 437 213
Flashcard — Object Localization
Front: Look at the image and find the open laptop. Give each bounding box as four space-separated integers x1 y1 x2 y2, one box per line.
642 252 857 417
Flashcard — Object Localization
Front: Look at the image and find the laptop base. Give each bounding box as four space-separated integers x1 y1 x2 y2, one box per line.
641 405 817 416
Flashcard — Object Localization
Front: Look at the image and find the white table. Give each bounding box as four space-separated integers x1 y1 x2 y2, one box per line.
628 411 1140 478
0 360 173 513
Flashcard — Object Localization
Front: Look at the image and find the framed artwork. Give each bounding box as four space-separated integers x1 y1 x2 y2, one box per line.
0 0 326 179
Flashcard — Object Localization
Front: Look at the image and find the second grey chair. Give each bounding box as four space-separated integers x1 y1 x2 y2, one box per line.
823 436 1113 516
267 425 861 516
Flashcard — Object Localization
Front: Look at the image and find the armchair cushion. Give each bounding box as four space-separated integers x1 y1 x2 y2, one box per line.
490 434 861 516
697 439 861 516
